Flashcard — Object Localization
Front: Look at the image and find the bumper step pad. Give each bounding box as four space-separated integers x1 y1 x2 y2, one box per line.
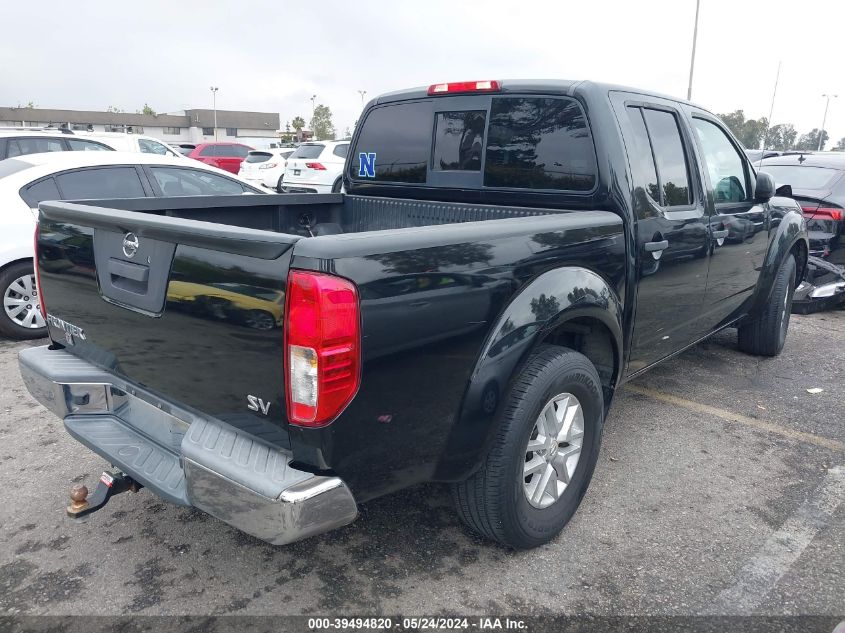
65 415 189 506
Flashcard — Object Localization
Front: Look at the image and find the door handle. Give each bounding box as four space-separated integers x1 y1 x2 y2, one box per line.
712 229 729 239
644 240 669 253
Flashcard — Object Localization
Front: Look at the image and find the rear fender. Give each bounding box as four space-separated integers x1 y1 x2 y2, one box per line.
433 266 623 481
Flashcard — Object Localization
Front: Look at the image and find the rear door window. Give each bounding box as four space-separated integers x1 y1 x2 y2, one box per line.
642 109 693 206
432 111 486 171
149 166 247 195
332 144 349 159
138 138 170 155
199 145 216 157
351 101 430 183
67 139 112 151
7 137 65 158
484 97 596 191
624 107 660 202
56 167 147 199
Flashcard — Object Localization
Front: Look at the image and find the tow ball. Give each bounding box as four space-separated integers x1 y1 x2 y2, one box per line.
67 471 143 518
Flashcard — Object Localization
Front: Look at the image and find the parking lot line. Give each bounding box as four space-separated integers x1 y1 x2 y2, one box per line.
624 384 845 453
706 465 845 614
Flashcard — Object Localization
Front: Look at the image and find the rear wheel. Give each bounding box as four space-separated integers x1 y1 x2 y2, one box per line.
452 346 604 549
331 177 342 193
738 254 796 356
0 261 47 340
276 176 285 193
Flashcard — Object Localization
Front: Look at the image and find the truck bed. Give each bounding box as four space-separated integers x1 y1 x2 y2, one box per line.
36 192 625 494
74 192 572 237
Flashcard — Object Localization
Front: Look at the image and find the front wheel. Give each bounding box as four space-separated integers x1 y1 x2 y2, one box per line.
738 254 796 356
0 261 47 340
452 346 604 549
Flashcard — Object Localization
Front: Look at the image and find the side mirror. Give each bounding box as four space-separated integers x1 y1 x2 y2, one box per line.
755 172 775 203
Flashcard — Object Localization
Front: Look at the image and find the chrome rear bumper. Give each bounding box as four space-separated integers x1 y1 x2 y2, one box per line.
18 345 357 545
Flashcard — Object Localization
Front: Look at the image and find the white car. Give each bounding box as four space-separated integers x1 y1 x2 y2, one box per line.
239 147 295 192
0 151 265 340
281 140 349 193
0 129 184 159
68 131 184 158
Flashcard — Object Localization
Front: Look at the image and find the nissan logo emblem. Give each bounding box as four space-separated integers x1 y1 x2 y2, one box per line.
122 232 139 258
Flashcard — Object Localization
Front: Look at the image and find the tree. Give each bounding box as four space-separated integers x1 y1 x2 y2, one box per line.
310 104 335 140
764 123 798 151
795 128 829 151
141 103 156 115
106 105 122 113
25 100 36 108
717 110 768 149
529 294 561 322
834 137 845 152
291 116 306 132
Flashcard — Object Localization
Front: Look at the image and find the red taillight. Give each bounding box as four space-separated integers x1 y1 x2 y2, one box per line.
33 223 46 321
427 80 501 95
802 205 843 222
305 162 326 170
285 270 360 427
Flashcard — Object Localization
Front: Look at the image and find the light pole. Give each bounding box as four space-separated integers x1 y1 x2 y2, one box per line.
210 86 218 141
819 94 837 151
687 0 701 101
358 90 367 107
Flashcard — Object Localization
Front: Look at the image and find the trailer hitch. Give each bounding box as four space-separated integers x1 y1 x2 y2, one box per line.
67 471 143 518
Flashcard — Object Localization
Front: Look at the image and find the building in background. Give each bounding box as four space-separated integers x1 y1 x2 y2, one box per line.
0 106 281 146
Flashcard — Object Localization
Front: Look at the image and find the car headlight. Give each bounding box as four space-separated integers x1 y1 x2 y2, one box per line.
258 163 278 170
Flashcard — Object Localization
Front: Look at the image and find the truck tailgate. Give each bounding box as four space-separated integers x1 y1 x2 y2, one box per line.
36 201 300 446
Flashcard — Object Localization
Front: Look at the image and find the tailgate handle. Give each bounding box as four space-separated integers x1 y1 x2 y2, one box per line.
108 258 150 283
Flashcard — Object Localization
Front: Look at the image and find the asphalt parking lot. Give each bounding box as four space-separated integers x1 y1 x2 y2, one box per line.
0 310 843 618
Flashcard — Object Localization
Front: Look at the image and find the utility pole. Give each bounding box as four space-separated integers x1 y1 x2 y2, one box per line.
686 0 701 101
358 89 367 107
819 94 837 151
210 86 218 141
761 61 781 153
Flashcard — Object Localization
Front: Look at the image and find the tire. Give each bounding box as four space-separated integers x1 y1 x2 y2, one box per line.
452 346 604 549
0 261 47 340
331 177 342 193
738 254 796 357
276 176 285 193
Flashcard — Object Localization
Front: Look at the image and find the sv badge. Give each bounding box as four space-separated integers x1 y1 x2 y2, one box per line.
247 395 271 415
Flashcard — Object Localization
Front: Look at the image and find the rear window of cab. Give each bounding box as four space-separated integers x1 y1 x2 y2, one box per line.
350 96 597 192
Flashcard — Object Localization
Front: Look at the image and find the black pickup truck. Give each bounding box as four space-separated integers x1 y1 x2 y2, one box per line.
21 80 807 549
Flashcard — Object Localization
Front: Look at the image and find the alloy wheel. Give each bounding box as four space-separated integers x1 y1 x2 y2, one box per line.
4 274 45 330
523 392 585 509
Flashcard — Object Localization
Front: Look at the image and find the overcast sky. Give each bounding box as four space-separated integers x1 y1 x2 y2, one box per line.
2 0 842 146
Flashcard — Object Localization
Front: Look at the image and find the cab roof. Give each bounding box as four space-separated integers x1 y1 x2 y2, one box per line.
374 79 707 111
